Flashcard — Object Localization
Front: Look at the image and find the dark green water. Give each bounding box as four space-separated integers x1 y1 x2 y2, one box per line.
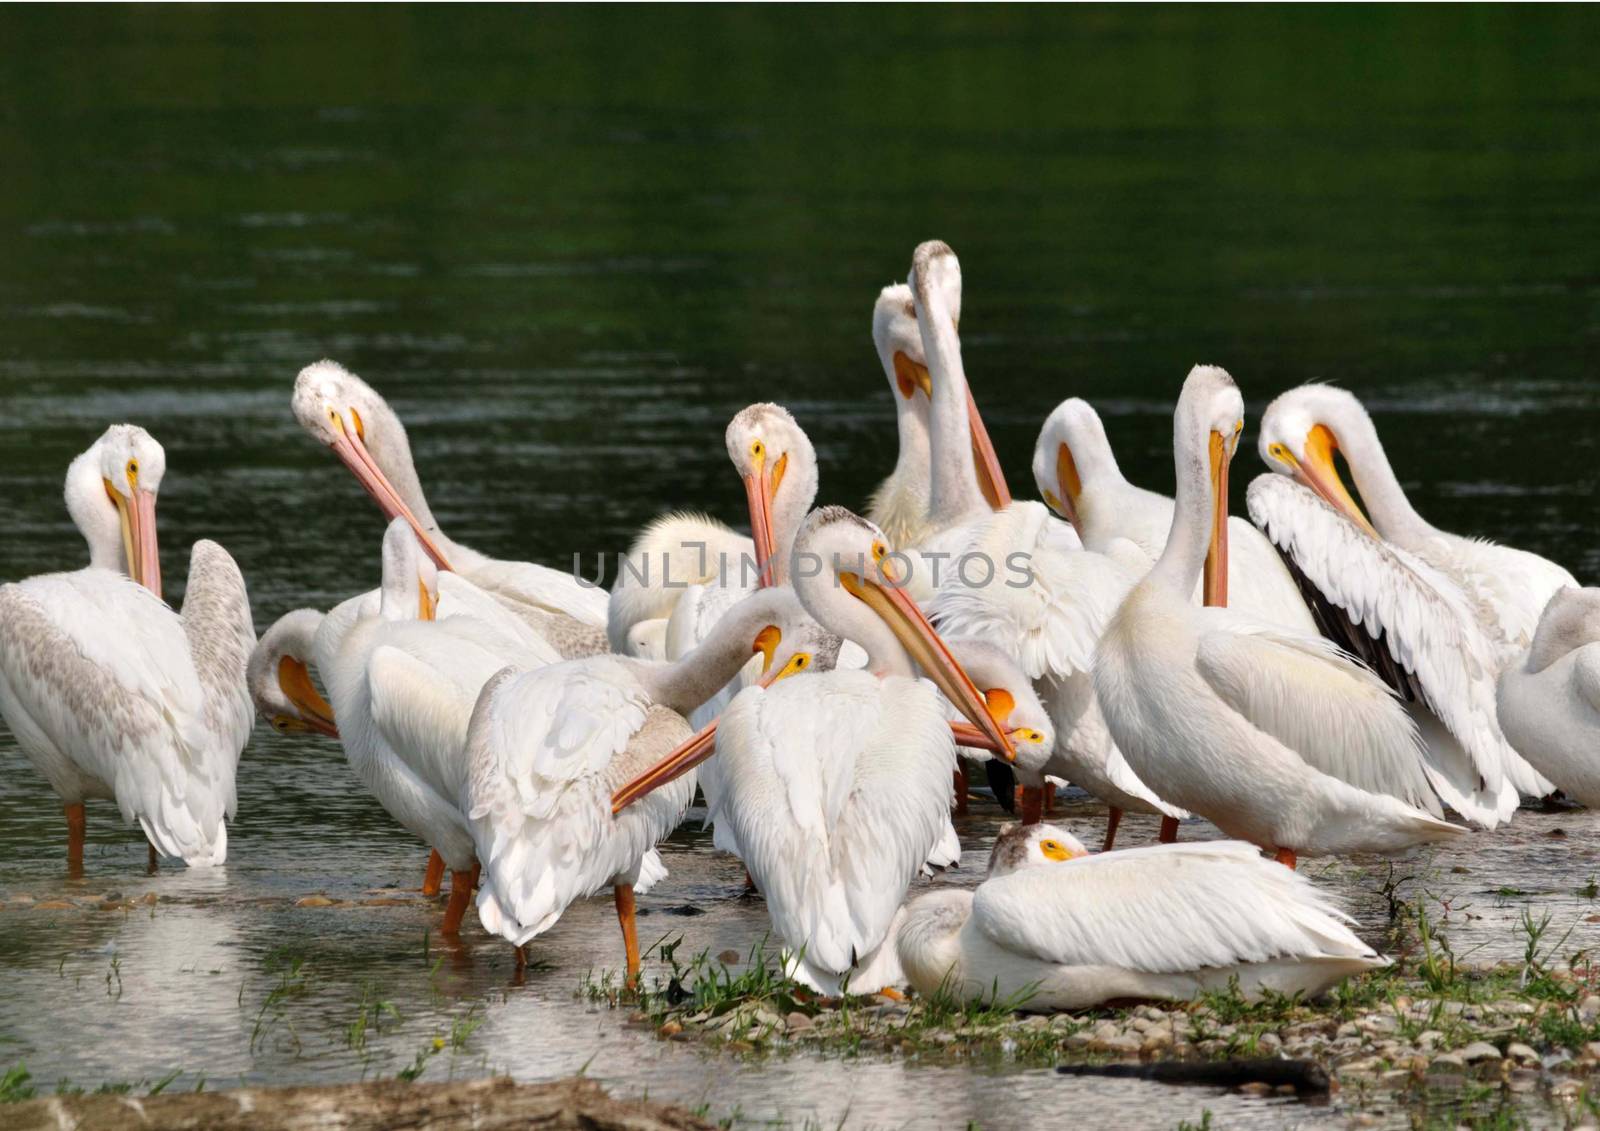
1 8 1597 1128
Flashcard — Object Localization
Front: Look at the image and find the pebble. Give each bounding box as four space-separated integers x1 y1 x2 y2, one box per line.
1583 1041 1600 1061
1580 995 1600 1022
657 1020 683 1038
1141 1030 1174 1055
785 1012 813 1032
1236 1082 1273 1097
1088 1034 1142 1057
294 895 336 907
1458 1041 1501 1063
717 950 740 965
35 900 73 910
1429 1053 1466 1072
1506 1042 1539 1063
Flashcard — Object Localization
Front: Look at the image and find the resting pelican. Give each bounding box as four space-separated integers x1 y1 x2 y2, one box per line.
614 507 1016 993
608 402 817 657
249 609 338 739
897 823 1385 1010
464 587 833 980
1254 383 1566 802
1497 588 1600 806
292 361 609 657
0 425 254 872
1257 384 1577 664
866 278 1010 546
1032 397 1317 633
933 501 1187 844
1094 367 1463 866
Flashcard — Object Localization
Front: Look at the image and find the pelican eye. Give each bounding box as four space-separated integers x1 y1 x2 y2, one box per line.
750 439 764 459
272 716 292 731
1039 838 1072 861
1269 442 1293 465
127 459 139 477
774 652 811 680
871 541 887 563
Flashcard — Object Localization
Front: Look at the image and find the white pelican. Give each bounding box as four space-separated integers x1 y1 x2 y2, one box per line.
249 609 338 739
608 402 817 657
1094 366 1464 866
897 823 1385 1010
463 586 835 980
1032 397 1317 633
0 425 255 872
932 500 1187 845
865 283 936 549
324 519 563 932
613 506 1017 993
1257 383 1577 665
1497 588 1600 806
1254 383 1567 802
899 243 1013 590
292 360 609 657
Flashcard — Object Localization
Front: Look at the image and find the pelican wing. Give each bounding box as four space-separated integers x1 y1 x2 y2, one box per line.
0 571 229 863
1247 475 1511 797
1194 613 1439 814
931 502 1138 681
973 842 1378 973
463 557 610 629
437 572 564 666
1417 535 1578 662
177 541 255 802
464 660 690 943
1576 649 1600 715
716 671 952 976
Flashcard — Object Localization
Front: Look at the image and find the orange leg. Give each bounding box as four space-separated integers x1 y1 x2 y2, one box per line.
147 842 158 874
742 868 758 895
65 803 86 877
1018 786 1045 827
1102 806 1124 852
952 765 969 816
422 849 446 896
615 883 640 987
469 858 481 892
514 944 526 972
1043 781 1057 815
1159 816 1180 844
1274 847 1298 870
440 869 473 935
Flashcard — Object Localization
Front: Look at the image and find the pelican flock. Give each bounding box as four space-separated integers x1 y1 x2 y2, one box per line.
1 238 1590 1019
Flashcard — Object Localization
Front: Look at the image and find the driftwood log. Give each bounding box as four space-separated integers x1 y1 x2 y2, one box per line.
4 1075 716 1131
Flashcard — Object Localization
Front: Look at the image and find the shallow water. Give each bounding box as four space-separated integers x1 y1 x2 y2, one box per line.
1 7 1598 1129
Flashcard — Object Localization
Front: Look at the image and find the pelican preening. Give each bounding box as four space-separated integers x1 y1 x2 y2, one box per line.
0 426 254 872
614 507 1015 993
6 237 1593 1021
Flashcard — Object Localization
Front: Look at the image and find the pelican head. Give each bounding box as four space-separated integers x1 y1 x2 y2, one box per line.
872 281 951 407
725 403 817 587
1031 399 1118 532
292 360 451 570
987 821 1089 877
1258 385 1380 538
66 424 166 597
794 505 1015 761
943 637 1053 775
906 240 1010 511
1526 587 1600 674
378 517 439 622
249 609 338 737
610 591 843 813
1174 366 1244 607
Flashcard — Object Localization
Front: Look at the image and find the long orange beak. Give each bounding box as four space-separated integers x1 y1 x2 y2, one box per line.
1204 430 1230 608
107 482 163 599
743 471 778 588
278 656 338 738
325 413 453 571
968 387 1012 511
842 568 1016 762
612 665 786 814
1293 424 1380 539
948 721 1043 751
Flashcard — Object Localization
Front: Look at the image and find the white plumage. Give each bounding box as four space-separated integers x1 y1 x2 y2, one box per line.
897 824 1385 1010
1497 588 1600 806
1095 367 1464 861
714 670 955 992
0 426 254 868
292 360 609 650
1249 474 1520 825
931 501 1184 828
1032 397 1318 633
